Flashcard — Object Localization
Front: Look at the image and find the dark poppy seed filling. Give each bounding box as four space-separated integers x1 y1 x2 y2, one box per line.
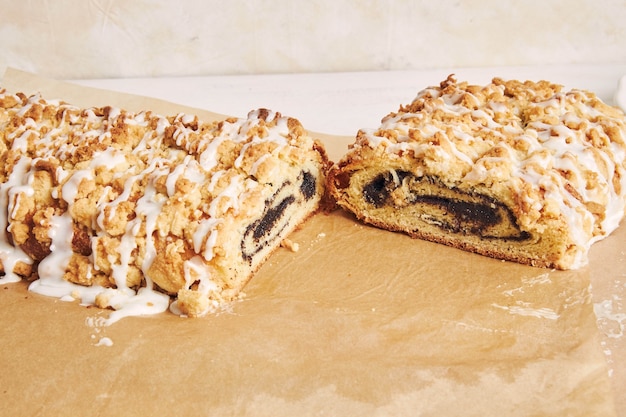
363 170 405 207
362 170 529 240
299 171 316 201
241 170 318 262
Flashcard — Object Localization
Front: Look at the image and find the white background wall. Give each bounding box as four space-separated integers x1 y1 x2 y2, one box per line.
1 0 626 79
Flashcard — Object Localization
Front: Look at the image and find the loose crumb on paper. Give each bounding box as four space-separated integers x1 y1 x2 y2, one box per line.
307 232 326 248
311 232 326 246
281 238 300 253
86 315 113 346
284 231 327 254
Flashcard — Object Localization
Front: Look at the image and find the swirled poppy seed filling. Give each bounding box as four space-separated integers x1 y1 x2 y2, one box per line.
362 170 529 240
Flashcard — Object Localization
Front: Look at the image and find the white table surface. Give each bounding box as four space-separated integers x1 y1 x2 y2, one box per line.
70 64 626 137
70 64 626 415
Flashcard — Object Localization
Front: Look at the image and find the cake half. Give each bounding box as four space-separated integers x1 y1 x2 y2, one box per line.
0 90 329 317
328 76 626 270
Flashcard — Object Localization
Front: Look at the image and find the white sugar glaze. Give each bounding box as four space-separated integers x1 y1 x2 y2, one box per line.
0 157 33 283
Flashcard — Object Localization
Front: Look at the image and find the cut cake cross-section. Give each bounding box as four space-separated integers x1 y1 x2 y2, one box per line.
0 90 329 320
328 75 626 270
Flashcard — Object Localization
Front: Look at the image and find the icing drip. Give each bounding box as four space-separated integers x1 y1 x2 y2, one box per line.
0 157 34 283
29 212 79 295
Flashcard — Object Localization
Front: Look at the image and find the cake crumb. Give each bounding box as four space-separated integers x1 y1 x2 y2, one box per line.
281 238 300 252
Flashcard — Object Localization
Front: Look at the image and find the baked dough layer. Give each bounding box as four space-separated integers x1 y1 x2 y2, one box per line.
328 76 626 269
0 90 329 317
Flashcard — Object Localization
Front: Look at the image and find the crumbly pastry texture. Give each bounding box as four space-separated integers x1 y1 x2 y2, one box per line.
328 75 626 270
0 90 329 319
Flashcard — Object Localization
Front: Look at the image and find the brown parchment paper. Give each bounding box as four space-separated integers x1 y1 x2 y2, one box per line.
0 68 620 417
